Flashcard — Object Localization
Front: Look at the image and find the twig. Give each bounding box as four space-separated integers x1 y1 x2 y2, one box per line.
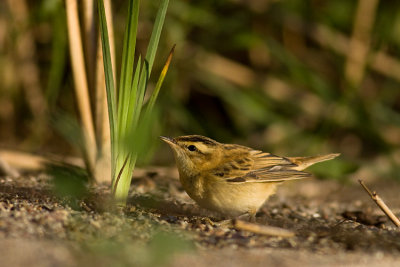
233 219 295 237
358 179 400 228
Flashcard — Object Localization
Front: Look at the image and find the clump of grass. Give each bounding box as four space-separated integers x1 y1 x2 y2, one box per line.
98 0 173 204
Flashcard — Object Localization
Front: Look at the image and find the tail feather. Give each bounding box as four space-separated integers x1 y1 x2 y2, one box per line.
288 153 340 171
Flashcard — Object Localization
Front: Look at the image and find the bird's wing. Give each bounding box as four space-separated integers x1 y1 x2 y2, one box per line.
212 150 311 183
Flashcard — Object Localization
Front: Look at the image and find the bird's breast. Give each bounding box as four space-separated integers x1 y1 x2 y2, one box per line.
178 170 205 201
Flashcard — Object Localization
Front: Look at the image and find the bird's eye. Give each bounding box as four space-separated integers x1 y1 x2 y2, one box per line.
187 145 197 151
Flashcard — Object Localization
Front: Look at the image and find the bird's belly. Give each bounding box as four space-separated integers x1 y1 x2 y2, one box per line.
195 181 278 217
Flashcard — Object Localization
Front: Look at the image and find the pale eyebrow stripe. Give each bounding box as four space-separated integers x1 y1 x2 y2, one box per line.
177 136 218 146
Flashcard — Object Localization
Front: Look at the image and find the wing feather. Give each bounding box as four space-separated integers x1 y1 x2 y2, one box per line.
212 149 311 184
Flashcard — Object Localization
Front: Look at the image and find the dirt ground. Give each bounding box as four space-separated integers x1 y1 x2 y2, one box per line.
1 166 400 267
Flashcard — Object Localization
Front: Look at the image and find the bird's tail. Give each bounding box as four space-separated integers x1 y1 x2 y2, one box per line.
288 153 340 171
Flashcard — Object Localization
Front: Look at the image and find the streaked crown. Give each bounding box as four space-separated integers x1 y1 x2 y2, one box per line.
160 135 223 171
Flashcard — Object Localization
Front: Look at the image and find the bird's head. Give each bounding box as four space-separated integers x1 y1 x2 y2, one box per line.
160 135 223 175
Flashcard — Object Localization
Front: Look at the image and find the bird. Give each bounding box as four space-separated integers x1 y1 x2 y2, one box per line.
160 135 339 220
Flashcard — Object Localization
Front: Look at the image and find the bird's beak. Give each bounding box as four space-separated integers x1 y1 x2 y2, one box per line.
160 136 177 146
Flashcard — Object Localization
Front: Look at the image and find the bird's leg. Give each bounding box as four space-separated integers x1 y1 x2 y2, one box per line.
204 217 232 228
248 209 257 222
236 209 257 222
203 214 236 228
203 217 215 226
216 219 233 228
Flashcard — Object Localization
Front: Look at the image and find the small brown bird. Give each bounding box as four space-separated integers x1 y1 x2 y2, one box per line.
161 135 339 219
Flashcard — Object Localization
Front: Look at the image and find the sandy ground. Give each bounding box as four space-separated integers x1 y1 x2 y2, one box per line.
1 167 400 266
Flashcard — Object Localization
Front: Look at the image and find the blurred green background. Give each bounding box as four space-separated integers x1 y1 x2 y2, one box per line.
1 0 399 180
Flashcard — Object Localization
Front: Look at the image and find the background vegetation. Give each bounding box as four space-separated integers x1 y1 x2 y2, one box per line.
1 0 400 181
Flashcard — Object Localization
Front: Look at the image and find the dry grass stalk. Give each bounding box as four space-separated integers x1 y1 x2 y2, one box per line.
0 149 177 179
195 49 257 87
197 11 400 90
95 0 115 150
282 15 400 84
358 179 400 228
66 0 97 179
194 48 325 117
344 0 380 87
7 0 47 127
0 149 86 171
0 157 20 178
233 219 295 237
82 0 96 91
315 24 400 83
94 0 115 183
370 51 400 82
0 149 48 171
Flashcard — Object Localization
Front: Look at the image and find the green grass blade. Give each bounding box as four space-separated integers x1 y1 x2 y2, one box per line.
126 55 142 135
98 0 117 176
133 62 148 126
134 0 169 119
45 3 67 108
113 55 142 190
114 0 140 191
117 0 140 140
109 0 170 205
113 56 142 191
113 155 137 203
145 44 175 115
145 0 169 74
